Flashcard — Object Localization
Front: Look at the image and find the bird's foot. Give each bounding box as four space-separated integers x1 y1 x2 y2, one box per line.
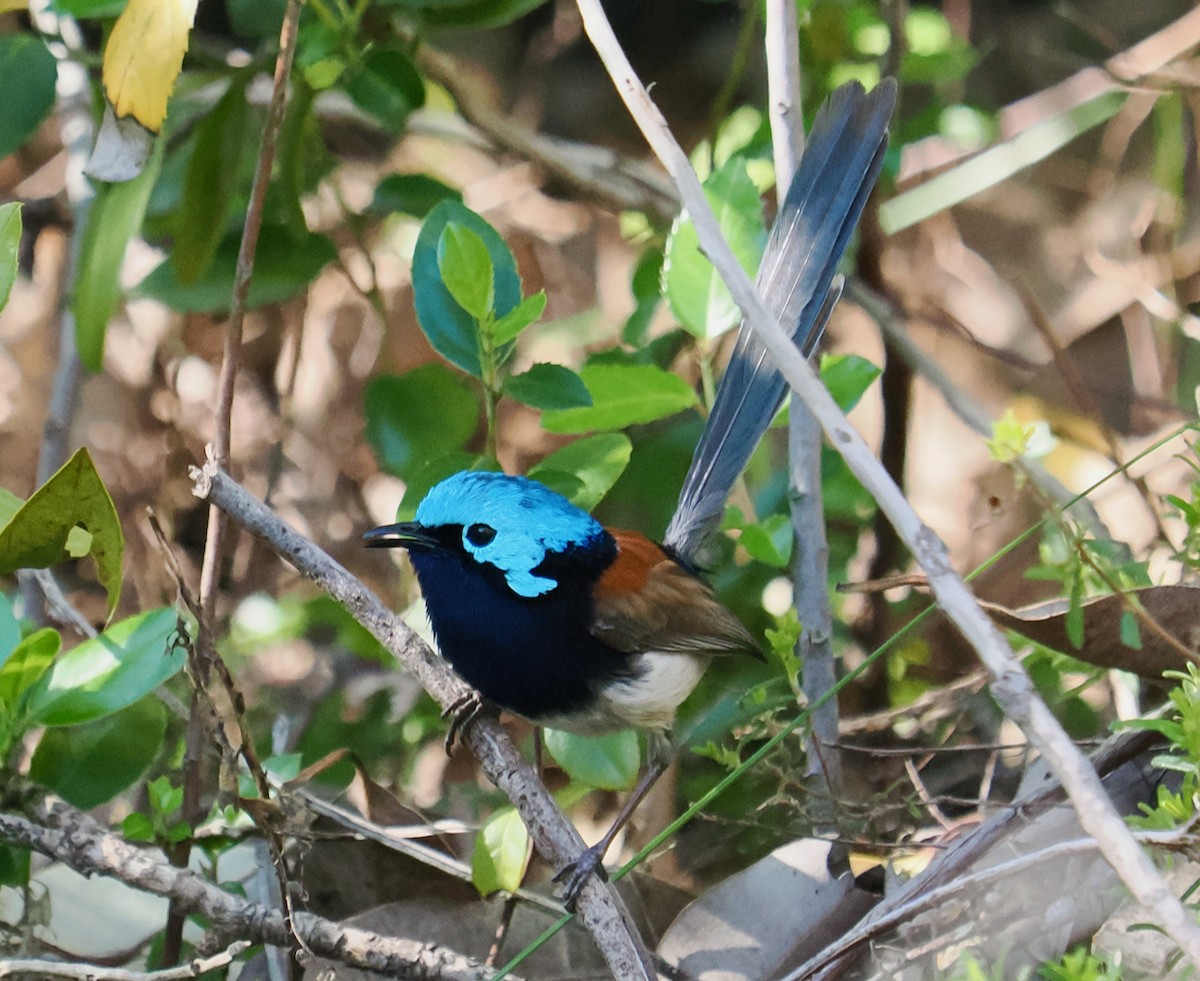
553 843 609 912
441 690 486 755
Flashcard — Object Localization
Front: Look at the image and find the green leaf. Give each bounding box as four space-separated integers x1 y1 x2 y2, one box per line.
543 728 639 790
396 453 499 521
1120 611 1142 650
492 291 546 346
502 363 591 411
0 845 29 887
30 697 168 808
412 201 521 377
173 74 251 284
819 354 882 413
663 158 766 339
364 365 480 478
368 174 461 219
471 806 531 897
25 607 184 727
528 433 632 512
0 593 19 669
73 142 163 371
0 448 124 617
437 223 494 321
345 47 425 132
121 811 155 842
136 227 337 313
542 363 697 434
0 628 59 717
622 249 663 346
0 202 21 314
50 0 128 15
736 513 792 568
0 35 56 160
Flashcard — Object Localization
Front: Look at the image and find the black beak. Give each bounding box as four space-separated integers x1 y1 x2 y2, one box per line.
363 522 439 550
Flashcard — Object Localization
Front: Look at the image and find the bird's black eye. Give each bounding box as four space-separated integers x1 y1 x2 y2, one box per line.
465 523 496 547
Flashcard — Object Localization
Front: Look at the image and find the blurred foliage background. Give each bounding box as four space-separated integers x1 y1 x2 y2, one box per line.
1 0 1200 976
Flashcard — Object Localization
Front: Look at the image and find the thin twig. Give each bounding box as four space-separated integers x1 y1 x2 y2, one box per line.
570 0 1200 968
175 0 305 964
189 462 657 981
763 0 841 789
0 943 251 981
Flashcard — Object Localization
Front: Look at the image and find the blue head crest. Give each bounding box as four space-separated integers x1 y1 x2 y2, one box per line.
416 472 608 597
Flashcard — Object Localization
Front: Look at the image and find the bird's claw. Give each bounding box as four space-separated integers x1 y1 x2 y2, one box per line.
553 844 609 912
442 690 486 755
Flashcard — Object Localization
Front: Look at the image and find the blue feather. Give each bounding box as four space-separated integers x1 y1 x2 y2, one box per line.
416 471 608 597
663 79 896 562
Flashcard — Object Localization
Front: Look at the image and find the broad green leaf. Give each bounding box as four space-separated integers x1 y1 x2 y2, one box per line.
437 223 494 321
544 728 639 790
502 362 591 411
0 202 21 313
412 201 521 377
819 354 881 413
0 628 58 714
1120 611 1142 650
25 607 184 726
173 73 251 283
492 291 546 346
345 47 425 133
369 174 461 219
736 513 792 568
30 696 167 808
0 448 124 616
0 489 18 527
73 139 163 371
364 365 480 478
0 594 18 668
471 806 531 897
0 35 56 160
529 433 632 512
663 158 766 339
542 363 697 434
396 453 499 521
136 227 337 313
121 811 155 842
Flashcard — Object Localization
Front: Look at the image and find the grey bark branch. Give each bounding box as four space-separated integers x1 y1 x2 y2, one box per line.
1 788 508 981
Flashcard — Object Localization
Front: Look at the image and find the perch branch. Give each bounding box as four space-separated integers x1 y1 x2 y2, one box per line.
189 461 657 981
0 942 250 981
572 0 1200 969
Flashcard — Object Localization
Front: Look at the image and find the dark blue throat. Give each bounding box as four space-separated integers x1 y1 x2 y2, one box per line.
408 541 633 722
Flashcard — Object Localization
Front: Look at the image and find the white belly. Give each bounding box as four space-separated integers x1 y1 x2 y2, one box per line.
535 651 710 736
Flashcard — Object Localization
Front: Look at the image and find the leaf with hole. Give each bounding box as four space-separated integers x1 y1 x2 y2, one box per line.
0 448 124 617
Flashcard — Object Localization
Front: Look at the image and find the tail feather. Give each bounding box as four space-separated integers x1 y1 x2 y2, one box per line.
663 79 896 563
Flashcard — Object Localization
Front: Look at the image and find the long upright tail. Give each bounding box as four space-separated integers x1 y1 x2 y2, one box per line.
662 79 896 564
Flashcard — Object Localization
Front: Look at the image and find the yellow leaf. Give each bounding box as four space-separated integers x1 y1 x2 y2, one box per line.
102 0 198 133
